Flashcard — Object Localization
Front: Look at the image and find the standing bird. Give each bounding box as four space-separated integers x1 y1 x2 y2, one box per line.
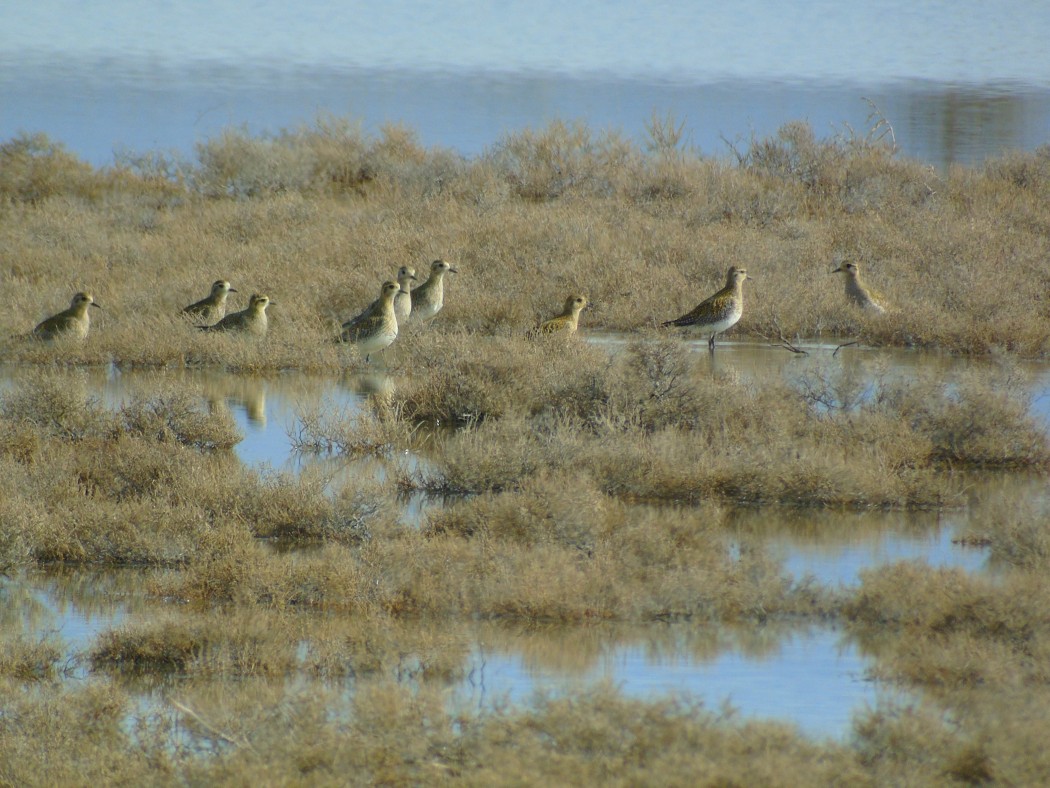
339 280 401 361
183 279 237 323
831 261 886 313
393 266 417 327
409 259 458 324
529 294 588 339
32 292 102 340
663 266 753 350
200 293 273 336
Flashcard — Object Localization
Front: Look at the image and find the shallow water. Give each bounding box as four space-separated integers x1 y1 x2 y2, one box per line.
4 1 1050 167
2 341 1047 738
461 622 892 740
3 338 1046 585
4 568 891 740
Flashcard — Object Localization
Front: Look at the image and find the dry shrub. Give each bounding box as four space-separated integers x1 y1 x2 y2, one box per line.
486 120 636 201
190 116 465 201
853 702 987 784
303 617 469 682
419 484 825 622
732 120 935 217
413 416 581 494
0 680 157 786
0 372 241 450
846 562 1042 635
119 388 241 449
0 132 100 204
90 611 297 676
612 336 803 436
8 669 1050 785
398 330 612 426
984 501 1050 569
871 367 1050 467
2 115 1050 354
797 359 1050 469
0 430 399 567
292 401 413 458
982 144 1050 201
452 686 864 786
0 636 63 681
845 563 1050 689
160 540 370 610
424 471 611 553
403 338 1030 507
0 371 113 441
193 127 321 198
233 469 399 543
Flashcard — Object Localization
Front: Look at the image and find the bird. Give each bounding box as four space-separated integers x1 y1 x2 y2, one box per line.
182 279 237 322
200 293 273 335
409 259 458 323
393 266 417 327
831 261 886 313
32 292 101 340
528 294 588 338
339 280 401 360
663 266 752 350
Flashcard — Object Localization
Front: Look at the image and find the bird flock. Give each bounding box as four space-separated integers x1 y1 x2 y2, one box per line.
29 258 886 355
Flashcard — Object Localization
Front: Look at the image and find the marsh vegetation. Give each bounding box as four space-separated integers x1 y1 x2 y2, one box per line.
2 117 1050 784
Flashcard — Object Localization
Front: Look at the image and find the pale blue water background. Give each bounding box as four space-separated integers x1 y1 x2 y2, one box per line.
3 1 1049 167
10 568 886 740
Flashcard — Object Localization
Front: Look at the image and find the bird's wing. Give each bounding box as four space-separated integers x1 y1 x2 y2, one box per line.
341 299 380 331
341 312 385 340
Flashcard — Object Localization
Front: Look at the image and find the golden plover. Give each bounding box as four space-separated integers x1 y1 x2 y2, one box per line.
409 259 458 323
529 294 588 338
663 266 752 350
393 265 417 326
200 293 273 336
183 279 237 322
831 261 886 313
339 280 401 360
32 292 101 340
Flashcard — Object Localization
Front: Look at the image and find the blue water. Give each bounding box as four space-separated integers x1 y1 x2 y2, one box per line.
5 341 1045 741
7 1 1050 84
462 624 887 741
9 569 887 741
3 1 1049 167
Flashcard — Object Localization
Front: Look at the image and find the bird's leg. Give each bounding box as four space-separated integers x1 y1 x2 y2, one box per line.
708 333 717 351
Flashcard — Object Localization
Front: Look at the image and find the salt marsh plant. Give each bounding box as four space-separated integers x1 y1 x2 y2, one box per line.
2 117 1050 358
3 114 1050 783
401 339 1047 506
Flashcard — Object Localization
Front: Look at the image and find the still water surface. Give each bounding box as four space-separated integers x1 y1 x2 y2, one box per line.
3 338 1047 739
9 567 886 740
3 1 1049 167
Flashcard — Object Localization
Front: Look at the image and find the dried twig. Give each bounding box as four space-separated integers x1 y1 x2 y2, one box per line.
168 697 258 754
861 97 897 151
832 340 859 357
760 315 808 355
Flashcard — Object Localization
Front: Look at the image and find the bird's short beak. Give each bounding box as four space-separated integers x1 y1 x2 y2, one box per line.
91 302 102 309
229 287 238 293
448 267 459 274
830 267 843 274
